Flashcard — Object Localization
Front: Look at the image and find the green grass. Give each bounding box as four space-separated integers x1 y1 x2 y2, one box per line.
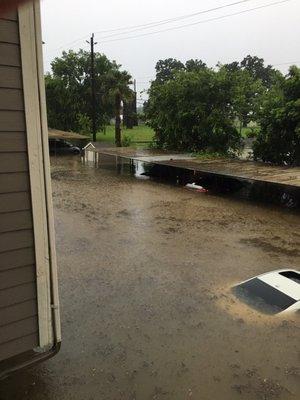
96 123 259 150
233 121 260 138
97 125 155 147
194 151 231 160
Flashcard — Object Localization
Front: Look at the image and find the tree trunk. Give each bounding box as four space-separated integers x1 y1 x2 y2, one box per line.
123 100 134 129
133 91 138 126
115 91 122 147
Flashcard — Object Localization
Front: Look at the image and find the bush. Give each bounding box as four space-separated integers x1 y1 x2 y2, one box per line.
76 113 92 135
122 134 132 147
246 127 259 139
253 67 300 165
146 69 242 154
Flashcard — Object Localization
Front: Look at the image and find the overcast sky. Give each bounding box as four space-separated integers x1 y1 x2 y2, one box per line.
41 0 300 101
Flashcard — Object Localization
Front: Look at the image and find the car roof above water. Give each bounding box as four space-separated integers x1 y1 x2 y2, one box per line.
234 269 300 314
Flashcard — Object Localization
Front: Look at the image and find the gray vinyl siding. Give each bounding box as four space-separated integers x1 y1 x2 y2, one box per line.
0 333 39 361
0 210 33 233
0 11 39 362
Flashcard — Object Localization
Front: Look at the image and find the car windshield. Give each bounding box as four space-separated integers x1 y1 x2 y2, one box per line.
234 278 297 315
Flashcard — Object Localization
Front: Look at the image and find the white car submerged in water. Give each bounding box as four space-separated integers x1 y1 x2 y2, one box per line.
234 269 300 314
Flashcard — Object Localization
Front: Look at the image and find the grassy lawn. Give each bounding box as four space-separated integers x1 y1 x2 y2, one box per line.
97 125 155 147
95 124 258 150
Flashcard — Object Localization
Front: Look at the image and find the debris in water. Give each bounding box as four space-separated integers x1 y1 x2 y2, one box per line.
281 192 298 208
186 183 208 193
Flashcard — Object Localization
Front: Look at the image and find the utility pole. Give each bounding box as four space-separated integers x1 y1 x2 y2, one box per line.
133 79 138 126
86 34 97 142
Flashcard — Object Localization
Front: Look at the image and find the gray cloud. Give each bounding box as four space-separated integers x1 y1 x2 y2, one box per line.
41 0 300 100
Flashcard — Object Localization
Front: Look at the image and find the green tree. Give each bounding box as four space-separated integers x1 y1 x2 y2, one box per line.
240 55 278 88
222 61 240 73
154 58 208 84
146 68 241 153
226 67 265 129
45 49 132 140
253 66 300 165
45 73 77 131
222 56 281 128
106 69 133 146
155 58 185 84
185 59 207 72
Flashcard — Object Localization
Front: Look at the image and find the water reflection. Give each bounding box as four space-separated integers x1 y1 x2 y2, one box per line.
82 150 299 210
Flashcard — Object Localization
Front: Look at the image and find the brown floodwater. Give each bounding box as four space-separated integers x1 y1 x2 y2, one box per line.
0 155 299 400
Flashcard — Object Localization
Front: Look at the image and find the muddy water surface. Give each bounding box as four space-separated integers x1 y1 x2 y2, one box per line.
1 156 299 400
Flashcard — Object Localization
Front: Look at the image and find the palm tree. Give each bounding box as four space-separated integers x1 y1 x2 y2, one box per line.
107 69 133 147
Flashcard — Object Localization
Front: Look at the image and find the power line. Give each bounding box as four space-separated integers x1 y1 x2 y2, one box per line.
94 0 255 36
47 1 255 54
99 0 292 44
46 0 292 56
96 0 256 40
47 40 90 57
46 1 260 55
45 0 294 65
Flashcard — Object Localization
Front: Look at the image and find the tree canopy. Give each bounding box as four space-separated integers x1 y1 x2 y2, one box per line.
45 49 132 136
145 55 299 161
46 50 299 164
253 66 300 165
146 67 242 153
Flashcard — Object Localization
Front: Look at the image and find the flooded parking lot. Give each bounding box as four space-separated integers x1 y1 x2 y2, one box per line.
1 155 299 400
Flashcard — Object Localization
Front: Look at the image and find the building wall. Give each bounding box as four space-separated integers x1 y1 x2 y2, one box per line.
0 9 39 361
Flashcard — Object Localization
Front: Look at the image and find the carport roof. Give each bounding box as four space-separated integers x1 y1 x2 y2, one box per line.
49 129 89 141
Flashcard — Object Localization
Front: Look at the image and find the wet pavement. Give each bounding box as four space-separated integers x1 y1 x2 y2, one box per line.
0 155 299 400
